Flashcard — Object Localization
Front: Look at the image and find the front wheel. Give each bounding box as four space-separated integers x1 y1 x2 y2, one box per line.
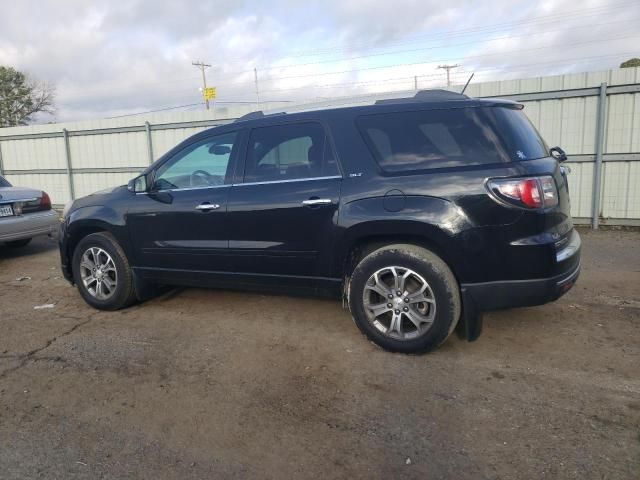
348 244 460 354
71 232 137 310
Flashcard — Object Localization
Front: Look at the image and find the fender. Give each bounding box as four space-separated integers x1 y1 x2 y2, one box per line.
61 205 132 276
335 195 474 280
335 195 483 342
62 205 162 301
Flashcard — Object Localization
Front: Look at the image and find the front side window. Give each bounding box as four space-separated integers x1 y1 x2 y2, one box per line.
244 122 339 182
153 131 237 191
357 106 548 173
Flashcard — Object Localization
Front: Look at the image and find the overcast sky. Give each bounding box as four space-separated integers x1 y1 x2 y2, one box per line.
0 0 638 122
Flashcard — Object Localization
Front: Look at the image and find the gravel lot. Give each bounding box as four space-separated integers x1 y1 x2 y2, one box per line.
0 228 638 479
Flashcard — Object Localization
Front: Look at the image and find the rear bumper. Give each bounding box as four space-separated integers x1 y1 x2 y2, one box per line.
0 210 59 243
461 229 581 311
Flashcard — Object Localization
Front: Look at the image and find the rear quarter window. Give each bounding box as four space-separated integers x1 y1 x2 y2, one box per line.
357 106 548 173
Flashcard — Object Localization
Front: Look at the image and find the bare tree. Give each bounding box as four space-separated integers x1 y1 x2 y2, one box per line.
0 66 55 127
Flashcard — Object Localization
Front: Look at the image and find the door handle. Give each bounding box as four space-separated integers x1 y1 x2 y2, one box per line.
196 203 221 211
302 198 332 206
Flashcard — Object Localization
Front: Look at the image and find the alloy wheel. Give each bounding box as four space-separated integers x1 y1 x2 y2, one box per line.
79 247 118 300
362 266 436 340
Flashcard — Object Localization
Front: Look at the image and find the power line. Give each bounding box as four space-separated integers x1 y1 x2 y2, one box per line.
43 1 640 114
243 17 636 75
132 3 634 86
104 99 297 119
215 31 640 87
106 102 205 118
206 13 639 83
93 50 633 119
49 13 639 99
257 0 639 61
250 51 639 96
137 45 637 105
101 37 638 107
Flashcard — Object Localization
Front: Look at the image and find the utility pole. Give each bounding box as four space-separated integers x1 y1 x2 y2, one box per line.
254 67 260 109
438 64 460 87
192 60 212 110
414 75 418 90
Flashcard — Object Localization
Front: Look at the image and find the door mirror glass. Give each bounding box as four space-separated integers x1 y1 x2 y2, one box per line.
550 146 568 163
128 174 148 193
209 144 231 155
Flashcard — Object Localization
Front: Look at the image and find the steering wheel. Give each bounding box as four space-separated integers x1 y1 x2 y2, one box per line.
190 169 212 187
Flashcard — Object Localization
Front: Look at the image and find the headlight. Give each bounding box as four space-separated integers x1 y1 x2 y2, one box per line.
61 200 74 221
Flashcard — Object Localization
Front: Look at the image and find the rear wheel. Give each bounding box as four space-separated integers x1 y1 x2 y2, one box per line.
348 244 460 354
5 238 31 247
72 232 136 310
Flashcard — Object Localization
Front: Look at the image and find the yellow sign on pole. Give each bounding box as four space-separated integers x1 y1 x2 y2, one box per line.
204 87 217 100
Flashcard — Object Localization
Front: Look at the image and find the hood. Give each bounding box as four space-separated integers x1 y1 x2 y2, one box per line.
69 184 129 211
0 186 43 203
90 185 125 196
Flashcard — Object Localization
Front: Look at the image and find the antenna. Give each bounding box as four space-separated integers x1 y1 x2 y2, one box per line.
461 72 475 95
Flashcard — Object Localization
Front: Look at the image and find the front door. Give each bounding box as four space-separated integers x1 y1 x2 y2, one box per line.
127 130 242 276
227 121 342 278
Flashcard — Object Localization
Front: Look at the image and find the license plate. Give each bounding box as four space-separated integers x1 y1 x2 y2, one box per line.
0 204 14 217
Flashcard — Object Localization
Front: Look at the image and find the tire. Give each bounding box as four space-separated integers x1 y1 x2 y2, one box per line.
5 238 31 247
348 244 461 354
71 232 137 310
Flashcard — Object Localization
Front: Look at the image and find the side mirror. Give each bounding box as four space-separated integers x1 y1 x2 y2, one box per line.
127 174 148 193
209 144 231 155
550 146 568 163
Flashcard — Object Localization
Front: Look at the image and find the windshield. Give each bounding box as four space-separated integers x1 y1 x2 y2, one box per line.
357 105 549 172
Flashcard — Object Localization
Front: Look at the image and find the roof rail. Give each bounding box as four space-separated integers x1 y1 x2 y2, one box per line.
375 89 468 105
234 89 470 121
234 110 286 123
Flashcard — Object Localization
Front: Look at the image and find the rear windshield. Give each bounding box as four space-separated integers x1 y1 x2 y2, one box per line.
0 176 11 187
357 106 548 172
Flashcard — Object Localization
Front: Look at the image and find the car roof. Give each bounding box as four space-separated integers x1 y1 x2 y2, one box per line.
231 89 521 125
144 89 523 173
186 89 522 143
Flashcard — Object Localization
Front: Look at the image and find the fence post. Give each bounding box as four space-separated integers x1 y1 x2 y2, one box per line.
591 82 607 229
62 128 75 200
0 140 4 176
145 121 154 164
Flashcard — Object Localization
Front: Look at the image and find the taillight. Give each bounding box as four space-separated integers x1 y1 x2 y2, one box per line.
486 176 558 209
40 191 52 210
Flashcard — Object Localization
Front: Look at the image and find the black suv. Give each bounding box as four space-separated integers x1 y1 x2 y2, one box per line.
59 90 581 353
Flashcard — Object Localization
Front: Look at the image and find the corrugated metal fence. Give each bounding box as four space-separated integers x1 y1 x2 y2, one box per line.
464 68 640 227
1 68 639 227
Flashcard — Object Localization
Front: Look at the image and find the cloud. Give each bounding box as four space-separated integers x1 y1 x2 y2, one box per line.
0 0 638 122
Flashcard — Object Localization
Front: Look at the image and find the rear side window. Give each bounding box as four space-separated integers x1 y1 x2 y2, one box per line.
0 176 11 187
357 106 548 172
244 122 340 182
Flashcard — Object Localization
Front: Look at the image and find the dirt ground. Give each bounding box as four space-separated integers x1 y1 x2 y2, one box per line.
0 228 638 479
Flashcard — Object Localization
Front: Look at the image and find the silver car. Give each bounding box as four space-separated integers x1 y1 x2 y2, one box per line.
0 175 58 247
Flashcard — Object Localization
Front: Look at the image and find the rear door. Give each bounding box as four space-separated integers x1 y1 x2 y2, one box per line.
227 121 342 277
